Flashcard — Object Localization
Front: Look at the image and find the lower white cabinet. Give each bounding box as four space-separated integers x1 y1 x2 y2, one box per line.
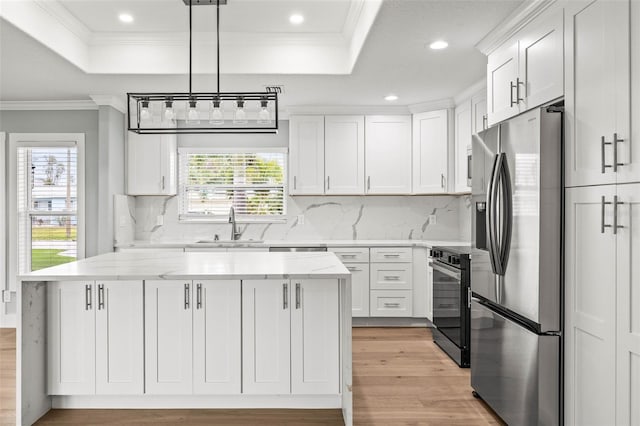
411 247 430 319
242 279 339 395
344 264 369 317
47 280 143 395
145 280 241 395
565 184 640 425
370 290 413 317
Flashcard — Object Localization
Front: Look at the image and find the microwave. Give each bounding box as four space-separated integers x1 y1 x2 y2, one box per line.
466 145 472 187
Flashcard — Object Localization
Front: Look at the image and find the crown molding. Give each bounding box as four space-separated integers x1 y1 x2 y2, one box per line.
475 0 557 56
342 0 366 40
89 95 127 114
285 105 411 116
33 0 92 43
408 98 455 114
0 100 98 111
453 79 486 106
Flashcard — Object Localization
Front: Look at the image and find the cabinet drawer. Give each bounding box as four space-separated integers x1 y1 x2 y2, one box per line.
370 290 413 317
328 247 369 263
370 247 412 263
370 263 412 290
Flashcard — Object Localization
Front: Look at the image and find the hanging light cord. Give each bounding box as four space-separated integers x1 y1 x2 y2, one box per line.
217 0 220 95
189 0 193 95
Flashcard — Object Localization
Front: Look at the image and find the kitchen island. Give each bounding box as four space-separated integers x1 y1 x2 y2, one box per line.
17 251 352 426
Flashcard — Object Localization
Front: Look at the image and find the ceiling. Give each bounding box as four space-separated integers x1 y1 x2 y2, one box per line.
0 0 523 109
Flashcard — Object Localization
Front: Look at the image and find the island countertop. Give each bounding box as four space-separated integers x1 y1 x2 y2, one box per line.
20 251 350 281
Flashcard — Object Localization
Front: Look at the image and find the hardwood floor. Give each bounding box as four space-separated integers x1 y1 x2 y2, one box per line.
0 327 503 425
0 328 16 426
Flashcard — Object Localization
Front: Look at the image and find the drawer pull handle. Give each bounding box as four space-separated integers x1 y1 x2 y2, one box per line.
383 254 400 258
384 275 400 281
341 254 357 258
346 267 361 272
384 302 401 308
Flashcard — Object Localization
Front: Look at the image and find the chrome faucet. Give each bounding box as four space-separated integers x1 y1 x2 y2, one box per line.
229 206 241 240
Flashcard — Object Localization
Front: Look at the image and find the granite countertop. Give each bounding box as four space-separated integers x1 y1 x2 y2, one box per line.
20 251 350 281
115 239 471 249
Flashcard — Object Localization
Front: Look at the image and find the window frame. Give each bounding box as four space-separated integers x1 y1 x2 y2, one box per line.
8 133 85 286
177 147 288 223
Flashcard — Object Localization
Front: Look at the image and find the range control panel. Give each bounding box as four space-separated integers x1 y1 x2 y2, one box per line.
431 247 471 270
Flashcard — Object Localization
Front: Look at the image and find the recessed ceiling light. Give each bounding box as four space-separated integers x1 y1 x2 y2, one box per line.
289 14 304 25
119 13 134 23
385 95 399 102
429 40 449 50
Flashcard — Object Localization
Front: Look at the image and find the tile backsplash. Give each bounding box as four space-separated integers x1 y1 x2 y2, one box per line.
116 194 471 244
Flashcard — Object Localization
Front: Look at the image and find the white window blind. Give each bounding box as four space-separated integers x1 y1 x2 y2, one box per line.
179 149 286 220
17 145 79 271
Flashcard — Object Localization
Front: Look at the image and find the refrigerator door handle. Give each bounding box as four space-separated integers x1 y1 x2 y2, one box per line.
498 152 513 273
487 153 503 275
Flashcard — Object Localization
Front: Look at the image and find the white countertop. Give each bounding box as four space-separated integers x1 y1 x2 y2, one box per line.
20 251 350 281
115 239 471 249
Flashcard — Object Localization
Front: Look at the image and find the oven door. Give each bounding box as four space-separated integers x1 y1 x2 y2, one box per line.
432 261 463 347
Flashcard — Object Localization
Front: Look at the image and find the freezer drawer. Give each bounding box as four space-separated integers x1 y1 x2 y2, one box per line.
470 300 559 426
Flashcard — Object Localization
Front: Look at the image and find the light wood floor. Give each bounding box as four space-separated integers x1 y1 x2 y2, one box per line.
0 327 503 425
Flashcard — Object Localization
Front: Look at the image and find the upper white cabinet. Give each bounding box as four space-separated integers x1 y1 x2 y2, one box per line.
325 115 365 194
365 115 412 194
127 132 177 195
289 115 325 195
411 110 448 194
48 280 144 395
454 103 472 193
471 93 488 135
565 0 635 187
487 7 563 126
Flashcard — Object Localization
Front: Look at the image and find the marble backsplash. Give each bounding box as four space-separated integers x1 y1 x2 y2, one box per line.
115 194 472 245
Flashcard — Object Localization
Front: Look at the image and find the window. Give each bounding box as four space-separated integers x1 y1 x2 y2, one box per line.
178 148 286 221
12 134 85 273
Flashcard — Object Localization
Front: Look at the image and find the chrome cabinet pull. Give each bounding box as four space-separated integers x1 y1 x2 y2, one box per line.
383 302 400 308
602 136 613 173
383 254 400 258
293 176 297 190
327 176 330 191
283 283 288 309
601 196 613 233
341 254 357 259
482 114 488 130
346 266 361 272
367 176 371 191
510 81 517 107
515 77 524 103
85 284 92 310
613 133 625 172
184 283 190 310
441 173 445 188
295 283 301 309
98 284 104 310
161 176 165 190
196 283 202 309
613 195 624 235
384 275 401 281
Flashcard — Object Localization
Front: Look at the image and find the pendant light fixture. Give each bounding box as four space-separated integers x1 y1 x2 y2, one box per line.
127 0 278 134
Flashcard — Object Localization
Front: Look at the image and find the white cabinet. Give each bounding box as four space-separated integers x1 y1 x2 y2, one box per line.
48 280 143 395
454 103 472 193
325 115 365 195
289 116 325 195
242 279 291 394
291 279 340 394
329 247 370 317
95 281 144 395
242 279 339 395
565 0 634 187
366 115 412 194
487 7 563 126
145 280 193 394
146 279 241 395
127 132 177 195
471 93 487 135
47 281 96 395
565 184 640 425
193 280 241 395
412 110 448 194
369 247 412 317
411 247 430 319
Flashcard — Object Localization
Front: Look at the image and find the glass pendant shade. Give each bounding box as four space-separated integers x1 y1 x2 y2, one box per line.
140 99 151 121
164 99 175 121
209 99 224 125
233 98 248 124
257 98 272 124
186 99 200 124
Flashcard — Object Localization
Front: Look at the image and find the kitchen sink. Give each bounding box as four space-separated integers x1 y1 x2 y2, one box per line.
195 239 264 245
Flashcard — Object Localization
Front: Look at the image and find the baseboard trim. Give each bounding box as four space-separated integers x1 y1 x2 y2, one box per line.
51 394 342 409
352 317 432 327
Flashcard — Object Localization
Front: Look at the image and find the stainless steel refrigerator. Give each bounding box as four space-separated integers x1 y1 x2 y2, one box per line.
470 106 562 425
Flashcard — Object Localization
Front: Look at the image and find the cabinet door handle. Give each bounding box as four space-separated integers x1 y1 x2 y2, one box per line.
196 283 202 309
612 133 625 172
184 283 190 310
510 81 517 107
327 176 330 191
98 284 104 310
161 176 165 190
341 254 357 258
283 283 288 310
601 196 613 233
85 284 92 310
293 176 297 190
383 254 400 258
384 275 401 281
383 302 400 308
295 283 301 309
515 77 524 103
613 195 624 235
601 136 613 173
441 173 445 189
367 176 371 191
483 114 488 130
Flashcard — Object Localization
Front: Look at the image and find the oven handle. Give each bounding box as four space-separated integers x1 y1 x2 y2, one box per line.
431 262 461 281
